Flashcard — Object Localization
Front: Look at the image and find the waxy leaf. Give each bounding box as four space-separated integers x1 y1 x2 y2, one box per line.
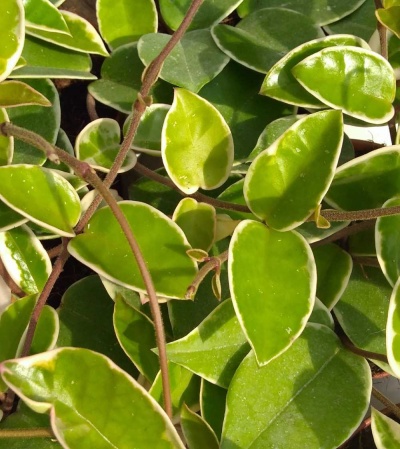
138 30 229 93
371 407 400 448
0 348 186 449
181 403 219 449
221 324 371 449
0 165 81 237
97 0 157 49
309 297 334 329
229 221 316 365
114 295 159 381
173 198 216 252
68 201 198 299
387 277 400 377
292 46 396 124
166 299 250 388
244 110 343 231
0 0 24 83
211 8 323 73
335 265 390 357
27 11 109 56
0 108 13 165
0 201 27 231
313 243 352 309
325 146 400 211
376 197 400 286
159 0 241 31
261 35 369 108
0 80 51 107
162 88 233 194
200 380 227 440
0 224 51 294
23 0 69 34
376 6 400 38
75 118 136 173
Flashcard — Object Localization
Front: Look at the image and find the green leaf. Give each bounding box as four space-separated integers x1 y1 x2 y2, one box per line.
166 299 250 388
0 80 51 107
0 348 185 449
229 221 316 365
57 276 135 376
173 198 216 252
325 146 400 210
0 295 58 392
11 35 95 79
376 6 400 39
150 362 200 418
43 128 74 173
0 0 24 83
261 34 369 108
68 201 197 299
7 79 60 165
221 324 371 449
211 8 323 73
199 60 293 160
309 297 334 329
181 403 219 449
387 277 400 377
23 0 69 34
114 295 159 381
0 224 51 294
244 110 343 231
0 200 27 231
313 243 353 309
334 265 390 357
200 379 226 440
0 108 13 165
348 226 376 256
296 218 350 244
75 118 136 173
376 197 400 286
138 30 229 93
162 88 233 194
97 0 157 49
88 43 172 114
27 10 109 56
160 0 241 31
238 0 366 25
371 407 400 449
292 46 396 124
0 165 81 237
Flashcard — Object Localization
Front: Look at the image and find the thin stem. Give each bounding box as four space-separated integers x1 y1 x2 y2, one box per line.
0 428 54 438
310 220 375 248
86 93 99 121
374 0 388 60
372 386 400 421
338 331 388 363
352 256 380 267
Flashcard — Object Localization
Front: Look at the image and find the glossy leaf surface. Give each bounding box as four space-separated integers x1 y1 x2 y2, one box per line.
376 6 400 38
0 201 27 231
97 0 157 49
0 80 51 107
200 380 227 440
387 277 400 377
292 46 396 124
181 403 219 449
166 299 249 388
75 118 136 173
309 297 334 329
0 108 13 166
221 324 371 449
23 0 69 34
162 89 233 194
68 201 197 299
0 348 185 449
138 30 229 93
229 221 316 365
371 407 400 449
0 224 51 294
244 110 343 231
0 165 81 236
212 8 323 73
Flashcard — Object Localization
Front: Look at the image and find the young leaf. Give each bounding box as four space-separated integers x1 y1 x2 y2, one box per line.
229 220 316 365
0 348 186 449
221 324 371 449
97 0 157 49
68 201 198 299
292 46 396 124
138 30 229 93
181 403 219 449
75 118 136 173
166 299 250 388
0 0 24 83
0 108 13 165
371 407 400 448
0 80 51 107
23 0 69 34
0 165 81 237
244 110 343 231
162 88 233 194
0 224 51 294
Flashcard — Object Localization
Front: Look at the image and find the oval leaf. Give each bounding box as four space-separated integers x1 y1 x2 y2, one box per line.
244 110 343 231
68 201 198 299
0 348 185 449
23 0 69 34
229 220 316 365
181 403 219 449
0 165 81 237
0 80 51 107
292 46 396 124
371 407 400 449
162 88 233 194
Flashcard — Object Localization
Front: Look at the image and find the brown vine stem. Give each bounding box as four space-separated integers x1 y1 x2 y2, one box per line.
0 428 54 438
372 387 400 421
0 122 173 418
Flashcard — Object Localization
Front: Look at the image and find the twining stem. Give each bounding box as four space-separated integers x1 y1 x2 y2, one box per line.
374 0 388 60
0 428 54 438
372 387 400 421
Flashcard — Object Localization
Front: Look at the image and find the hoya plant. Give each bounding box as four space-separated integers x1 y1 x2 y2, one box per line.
1 0 400 448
